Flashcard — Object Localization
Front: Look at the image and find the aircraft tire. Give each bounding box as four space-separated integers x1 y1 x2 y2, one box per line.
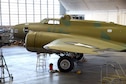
58 56 74 72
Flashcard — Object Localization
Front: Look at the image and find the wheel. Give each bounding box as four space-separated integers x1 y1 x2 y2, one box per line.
58 56 74 72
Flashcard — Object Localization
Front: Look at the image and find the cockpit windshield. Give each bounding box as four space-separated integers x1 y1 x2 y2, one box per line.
40 18 49 24
40 18 60 25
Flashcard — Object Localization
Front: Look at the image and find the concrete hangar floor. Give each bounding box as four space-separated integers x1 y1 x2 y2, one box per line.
1 45 126 84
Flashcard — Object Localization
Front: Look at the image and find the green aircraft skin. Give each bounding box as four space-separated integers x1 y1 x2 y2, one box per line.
13 15 126 53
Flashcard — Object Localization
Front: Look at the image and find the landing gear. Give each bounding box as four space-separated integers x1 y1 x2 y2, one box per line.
58 56 74 72
75 53 86 62
57 53 86 72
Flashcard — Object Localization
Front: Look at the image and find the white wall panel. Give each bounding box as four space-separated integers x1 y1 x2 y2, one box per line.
67 10 126 25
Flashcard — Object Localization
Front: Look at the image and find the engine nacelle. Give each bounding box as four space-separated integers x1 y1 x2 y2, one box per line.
25 31 67 53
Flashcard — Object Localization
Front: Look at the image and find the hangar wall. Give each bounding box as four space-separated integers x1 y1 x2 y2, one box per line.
85 10 126 25
67 10 126 25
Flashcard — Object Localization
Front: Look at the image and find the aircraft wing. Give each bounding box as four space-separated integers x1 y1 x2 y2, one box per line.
44 35 126 54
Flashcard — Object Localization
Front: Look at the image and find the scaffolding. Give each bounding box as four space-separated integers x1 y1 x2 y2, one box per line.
0 48 13 83
101 61 126 84
0 27 13 46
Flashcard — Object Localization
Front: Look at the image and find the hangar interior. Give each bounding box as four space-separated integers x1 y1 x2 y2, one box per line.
0 0 126 84
0 0 126 26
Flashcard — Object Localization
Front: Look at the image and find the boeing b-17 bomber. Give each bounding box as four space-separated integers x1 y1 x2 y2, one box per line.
13 15 126 72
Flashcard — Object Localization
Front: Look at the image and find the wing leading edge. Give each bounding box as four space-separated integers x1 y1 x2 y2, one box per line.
44 36 126 54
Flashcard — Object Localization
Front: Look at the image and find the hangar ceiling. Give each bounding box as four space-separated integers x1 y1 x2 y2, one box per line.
59 0 126 11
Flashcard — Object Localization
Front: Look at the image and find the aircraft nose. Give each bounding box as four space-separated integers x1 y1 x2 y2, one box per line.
12 26 19 38
12 26 18 34
12 25 27 39
12 23 30 39
12 26 20 39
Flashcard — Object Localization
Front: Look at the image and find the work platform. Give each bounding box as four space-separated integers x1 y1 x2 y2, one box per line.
1 45 126 84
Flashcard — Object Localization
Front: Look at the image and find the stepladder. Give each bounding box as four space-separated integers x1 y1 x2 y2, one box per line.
36 53 47 72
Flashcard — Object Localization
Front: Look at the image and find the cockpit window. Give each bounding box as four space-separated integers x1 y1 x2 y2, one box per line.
40 18 60 24
48 20 59 24
40 19 48 24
